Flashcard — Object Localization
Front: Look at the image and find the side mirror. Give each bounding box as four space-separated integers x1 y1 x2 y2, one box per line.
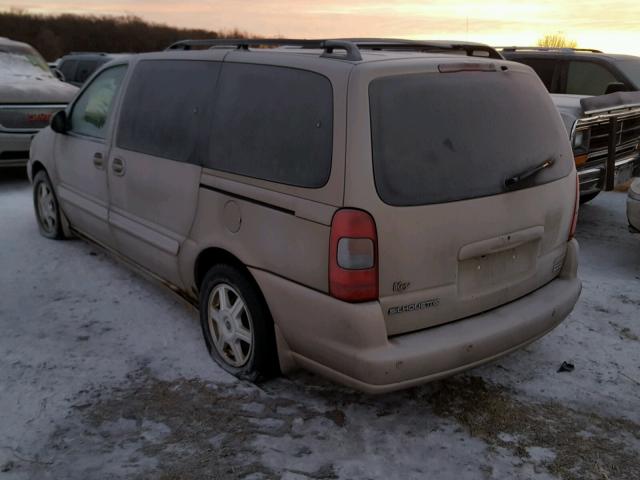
51 67 66 82
605 82 628 95
51 110 69 134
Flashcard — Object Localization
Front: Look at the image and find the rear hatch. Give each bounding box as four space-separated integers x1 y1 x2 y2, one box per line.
348 59 576 336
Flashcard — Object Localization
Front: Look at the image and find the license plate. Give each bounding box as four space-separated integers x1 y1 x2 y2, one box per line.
458 242 537 296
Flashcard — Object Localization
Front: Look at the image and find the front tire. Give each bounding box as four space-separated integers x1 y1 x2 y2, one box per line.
199 264 279 381
33 170 64 239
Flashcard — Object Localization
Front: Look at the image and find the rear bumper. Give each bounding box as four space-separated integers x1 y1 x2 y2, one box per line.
252 239 581 394
0 131 33 168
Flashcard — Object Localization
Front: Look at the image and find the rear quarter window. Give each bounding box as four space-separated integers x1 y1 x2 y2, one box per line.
369 69 573 206
206 63 333 188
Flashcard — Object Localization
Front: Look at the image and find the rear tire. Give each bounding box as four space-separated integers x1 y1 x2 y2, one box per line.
199 264 280 382
33 170 64 239
580 191 600 204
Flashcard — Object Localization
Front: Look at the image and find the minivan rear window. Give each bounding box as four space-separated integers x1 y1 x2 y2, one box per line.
207 63 333 188
369 70 573 206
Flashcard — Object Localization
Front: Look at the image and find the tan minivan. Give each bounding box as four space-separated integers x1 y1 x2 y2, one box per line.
28 39 582 393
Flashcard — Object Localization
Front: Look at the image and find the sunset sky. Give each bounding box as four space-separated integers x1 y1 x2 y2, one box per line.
6 0 640 55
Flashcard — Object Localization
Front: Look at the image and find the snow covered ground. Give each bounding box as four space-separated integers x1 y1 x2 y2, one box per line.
1 168 638 480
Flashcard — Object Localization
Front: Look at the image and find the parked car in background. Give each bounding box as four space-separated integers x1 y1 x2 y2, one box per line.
47 59 65 81
552 91 640 202
499 48 640 203
628 178 640 231
0 37 77 168
57 52 127 87
29 38 581 393
500 47 640 95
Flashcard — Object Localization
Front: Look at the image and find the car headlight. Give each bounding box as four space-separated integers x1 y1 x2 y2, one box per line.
571 128 590 167
573 128 590 150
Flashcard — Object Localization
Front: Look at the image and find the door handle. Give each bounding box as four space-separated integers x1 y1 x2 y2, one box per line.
93 152 104 169
112 157 126 176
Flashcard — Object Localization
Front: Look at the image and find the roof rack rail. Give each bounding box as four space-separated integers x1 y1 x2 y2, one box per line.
498 46 603 53
166 38 363 61
166 38 503 60
335 39 502 59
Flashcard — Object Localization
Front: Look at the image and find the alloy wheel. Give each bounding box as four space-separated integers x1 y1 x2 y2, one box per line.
207 283 254 368
36 181 57 235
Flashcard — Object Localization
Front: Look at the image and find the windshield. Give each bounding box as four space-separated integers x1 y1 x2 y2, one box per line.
369 69 573 206
0 44 52 78
615 60 640 89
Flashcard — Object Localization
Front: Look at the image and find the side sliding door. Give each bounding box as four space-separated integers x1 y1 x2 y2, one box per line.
107 57 222 287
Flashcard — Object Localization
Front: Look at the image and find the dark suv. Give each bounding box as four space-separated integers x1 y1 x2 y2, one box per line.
500 47 640 96
57 52 126 86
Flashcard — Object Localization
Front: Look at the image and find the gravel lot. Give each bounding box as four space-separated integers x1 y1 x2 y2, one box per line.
1 168 639 480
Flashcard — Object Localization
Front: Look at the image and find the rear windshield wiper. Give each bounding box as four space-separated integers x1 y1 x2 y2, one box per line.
504 159 555 189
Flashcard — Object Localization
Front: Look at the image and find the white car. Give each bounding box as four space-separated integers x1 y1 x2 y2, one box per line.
628 178 640 231
0 37 77 168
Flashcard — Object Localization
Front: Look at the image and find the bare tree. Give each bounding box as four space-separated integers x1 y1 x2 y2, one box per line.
537 33 577 49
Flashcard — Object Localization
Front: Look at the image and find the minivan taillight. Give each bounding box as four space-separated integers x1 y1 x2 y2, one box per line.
329 209 378 302
569 175 579 240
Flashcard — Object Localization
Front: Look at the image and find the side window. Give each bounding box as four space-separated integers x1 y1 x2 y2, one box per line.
59 59 77 82
70 65 127 139
518 58 557 91
76 60 98 84
207 63 333 188
116 60 220 164
567 61 617 96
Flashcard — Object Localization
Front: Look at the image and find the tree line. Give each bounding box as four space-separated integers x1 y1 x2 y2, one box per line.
0 10 249 60
2 10 582 61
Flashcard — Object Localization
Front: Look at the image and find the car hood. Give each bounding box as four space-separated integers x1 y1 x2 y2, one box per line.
581 91 640 113
551 91 640 135
0 74 78 104
550 94 590 134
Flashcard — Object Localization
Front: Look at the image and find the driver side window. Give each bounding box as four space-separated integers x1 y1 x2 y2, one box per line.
70 65 126 139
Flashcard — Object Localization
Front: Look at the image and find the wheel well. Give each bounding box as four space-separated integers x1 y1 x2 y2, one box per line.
31 160 46 179
193 247 281 376
194 247 250 291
